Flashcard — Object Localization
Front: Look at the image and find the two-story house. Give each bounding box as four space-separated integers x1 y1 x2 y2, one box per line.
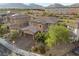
21 17 59 35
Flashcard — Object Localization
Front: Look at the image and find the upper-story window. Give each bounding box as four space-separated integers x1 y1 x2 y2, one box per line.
40 25 42 28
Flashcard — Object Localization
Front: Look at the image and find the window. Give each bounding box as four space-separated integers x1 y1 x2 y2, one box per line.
40 25 42 28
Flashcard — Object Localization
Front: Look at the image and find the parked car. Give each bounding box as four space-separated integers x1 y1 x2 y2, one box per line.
72 47 79 55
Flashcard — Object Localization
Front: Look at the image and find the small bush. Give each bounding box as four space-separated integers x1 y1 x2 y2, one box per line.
31 44 46 54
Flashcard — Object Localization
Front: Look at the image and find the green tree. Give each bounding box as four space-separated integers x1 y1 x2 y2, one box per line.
34 31 46 44
45 25 70 47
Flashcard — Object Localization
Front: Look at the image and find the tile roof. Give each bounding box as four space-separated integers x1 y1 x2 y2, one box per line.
10 13 30 20
32 17 59 24
21 26 38 35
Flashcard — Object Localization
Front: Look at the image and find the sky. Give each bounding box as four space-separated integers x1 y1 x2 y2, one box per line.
0 3 74 7
0 0 79 6
0 0 79 3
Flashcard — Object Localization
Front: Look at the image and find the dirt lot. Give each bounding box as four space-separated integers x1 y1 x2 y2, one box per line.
45 43 75 56
14 34 35 51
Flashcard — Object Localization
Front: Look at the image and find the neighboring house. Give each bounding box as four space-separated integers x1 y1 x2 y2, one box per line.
67 19 79 41
5 13 31 29
75 20 79 41
30 9 44 17
0 12 16 24
46 7 79 15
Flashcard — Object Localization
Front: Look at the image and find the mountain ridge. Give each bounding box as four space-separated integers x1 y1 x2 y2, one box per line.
0 3 79 9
